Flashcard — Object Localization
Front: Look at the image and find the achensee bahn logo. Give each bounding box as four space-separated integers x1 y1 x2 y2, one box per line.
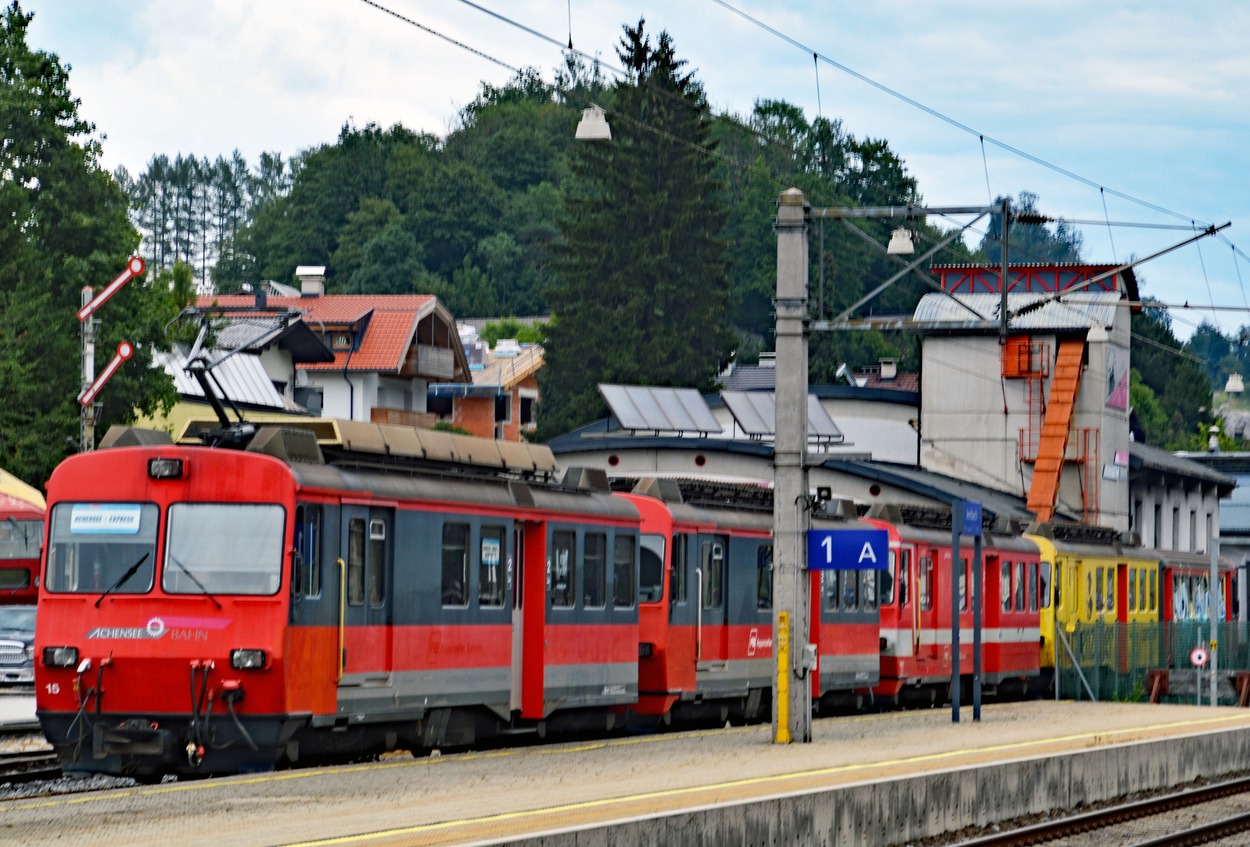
87 616 168 640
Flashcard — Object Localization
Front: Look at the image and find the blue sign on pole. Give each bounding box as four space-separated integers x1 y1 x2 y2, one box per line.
807 529 889 571
962 501 983 537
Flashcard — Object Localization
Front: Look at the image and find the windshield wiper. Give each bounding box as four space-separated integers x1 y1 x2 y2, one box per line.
95 552 150 608
168 555 223 609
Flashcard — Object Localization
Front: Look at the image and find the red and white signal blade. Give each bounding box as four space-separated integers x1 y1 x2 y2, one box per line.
78 341 134 407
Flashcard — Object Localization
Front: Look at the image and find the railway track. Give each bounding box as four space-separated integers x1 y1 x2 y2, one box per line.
951 776 1250 846
0 749 60 784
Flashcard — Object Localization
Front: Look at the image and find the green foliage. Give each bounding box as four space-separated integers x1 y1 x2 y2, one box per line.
481 319 547 346
1130 301 1214 449
975 191 1084 265
0 2 176 486
538 20 736 439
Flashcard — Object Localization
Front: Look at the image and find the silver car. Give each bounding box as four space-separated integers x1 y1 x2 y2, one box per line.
0 605 35 685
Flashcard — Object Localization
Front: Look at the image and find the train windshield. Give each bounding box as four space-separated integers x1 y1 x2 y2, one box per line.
639 534 665 602
0 519 42 559
46 503 159 594
164 503 284 596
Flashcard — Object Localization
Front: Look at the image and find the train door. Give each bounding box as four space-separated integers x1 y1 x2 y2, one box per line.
697 535 728 670
510 524 525 712
915 545 940 669
339 504 394 686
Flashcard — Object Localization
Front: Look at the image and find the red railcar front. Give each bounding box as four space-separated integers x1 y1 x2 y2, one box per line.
36 445 298 778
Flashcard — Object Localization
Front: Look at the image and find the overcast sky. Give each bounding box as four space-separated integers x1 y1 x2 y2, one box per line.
22 0 1250 340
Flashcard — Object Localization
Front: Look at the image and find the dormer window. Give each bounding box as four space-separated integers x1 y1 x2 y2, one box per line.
330 332 353 351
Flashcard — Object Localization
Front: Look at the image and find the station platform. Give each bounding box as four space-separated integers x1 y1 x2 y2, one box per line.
7 700 1250 846
0 691 36 730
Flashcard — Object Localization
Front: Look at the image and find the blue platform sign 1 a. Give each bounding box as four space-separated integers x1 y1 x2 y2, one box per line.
807 529 889 571
962 501 983 537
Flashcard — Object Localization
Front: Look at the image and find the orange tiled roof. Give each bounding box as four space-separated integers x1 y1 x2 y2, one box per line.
200 294 437 373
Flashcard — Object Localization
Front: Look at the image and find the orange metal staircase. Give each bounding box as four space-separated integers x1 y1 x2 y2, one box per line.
1026 338 1086 522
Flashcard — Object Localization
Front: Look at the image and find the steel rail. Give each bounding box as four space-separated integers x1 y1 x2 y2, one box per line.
951 775 1250 846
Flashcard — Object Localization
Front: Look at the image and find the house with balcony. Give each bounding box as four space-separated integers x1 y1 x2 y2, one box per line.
201 268 470 426
428 326 542 440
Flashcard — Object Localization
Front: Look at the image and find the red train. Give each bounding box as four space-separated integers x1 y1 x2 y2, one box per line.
865 504 1042 705
0 488 44 605
33 423 877 779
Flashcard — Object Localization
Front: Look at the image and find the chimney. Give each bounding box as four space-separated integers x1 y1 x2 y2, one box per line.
295 265 326 298
879 358 898 380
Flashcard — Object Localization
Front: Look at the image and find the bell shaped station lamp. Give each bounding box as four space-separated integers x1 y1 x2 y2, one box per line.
886 226 915 255
575 104 612 142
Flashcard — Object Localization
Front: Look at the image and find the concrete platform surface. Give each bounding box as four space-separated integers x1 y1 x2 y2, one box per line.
0 691 35 725
5 700 1250 847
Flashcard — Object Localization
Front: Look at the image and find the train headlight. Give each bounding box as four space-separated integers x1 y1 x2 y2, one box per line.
231 649 267 670
148 458 185 479
42 646 79 668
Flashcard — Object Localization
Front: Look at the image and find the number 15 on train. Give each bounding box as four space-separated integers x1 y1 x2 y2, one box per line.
807 529 889 570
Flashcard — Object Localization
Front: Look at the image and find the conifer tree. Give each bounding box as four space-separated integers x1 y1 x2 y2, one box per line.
539 19 735 439
0 2 175 485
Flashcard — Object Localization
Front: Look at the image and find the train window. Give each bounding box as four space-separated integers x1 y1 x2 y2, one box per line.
1172 575 1187 620
823 570 839 611
862 571 876 611
0 518 41 559
879 551 895 606
1000 562 1011 611
551 530 576 608
1014 561 1025 611
368 519 386 607
293 504 321 598
671 534 688 606
842 569 858 611
348 519 365 606
1104 569 1114 613
584 532 606 609
479 526 506 608
1148 570 1157 612
613 535 636 609
920 556 933 611
47 502 158 594
1028 561 1038 611
958 559 968 612
756 545 773 610
1128 568 1137 612
898 549 910 607
701 540 724 610
441 523 469 607
639 535 665 603
1040 562 1052 610
165 503 284 596
1086 569 1095 616
0 567 29 590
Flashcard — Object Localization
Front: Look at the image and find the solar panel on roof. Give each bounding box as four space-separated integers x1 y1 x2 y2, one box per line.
721 391 844 443
599 385 722 435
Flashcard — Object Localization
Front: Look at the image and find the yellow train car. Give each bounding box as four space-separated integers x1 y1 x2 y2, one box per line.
1026 527 1162 694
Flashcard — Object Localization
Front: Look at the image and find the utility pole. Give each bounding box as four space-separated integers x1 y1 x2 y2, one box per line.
774 188 812 743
